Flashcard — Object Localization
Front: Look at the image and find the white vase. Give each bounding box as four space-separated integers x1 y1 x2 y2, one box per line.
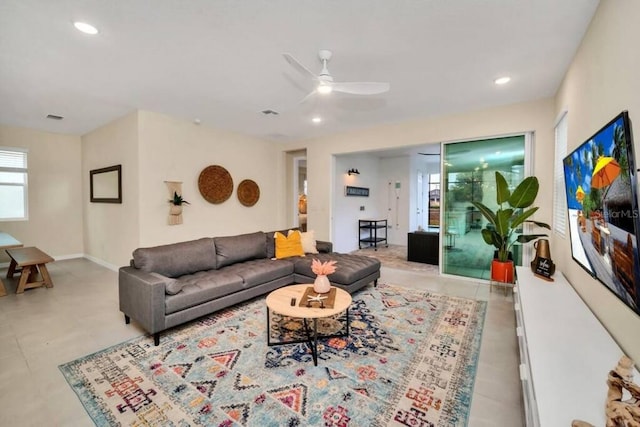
313 274 331 294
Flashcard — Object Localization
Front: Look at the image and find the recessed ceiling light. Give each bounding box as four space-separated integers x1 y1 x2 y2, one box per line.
312 116 322 124
494 76 511 85
73 21 98 35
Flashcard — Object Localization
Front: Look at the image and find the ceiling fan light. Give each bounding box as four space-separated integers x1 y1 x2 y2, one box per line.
317 83 332 95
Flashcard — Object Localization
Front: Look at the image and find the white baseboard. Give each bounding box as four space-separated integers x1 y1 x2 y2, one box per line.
55 253 84 261
0 253 118 272
82 254 119 272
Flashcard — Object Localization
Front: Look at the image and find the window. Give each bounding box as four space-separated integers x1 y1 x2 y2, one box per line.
0 147 28 220
553 113 568 235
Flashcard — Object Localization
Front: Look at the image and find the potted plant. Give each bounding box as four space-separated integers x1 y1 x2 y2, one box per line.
169 191 189 215
471 171 550 283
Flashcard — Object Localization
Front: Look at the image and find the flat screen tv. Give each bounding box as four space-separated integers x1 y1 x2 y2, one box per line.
563 110 640 316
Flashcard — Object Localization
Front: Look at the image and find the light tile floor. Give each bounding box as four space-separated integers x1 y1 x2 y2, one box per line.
0 259 523 426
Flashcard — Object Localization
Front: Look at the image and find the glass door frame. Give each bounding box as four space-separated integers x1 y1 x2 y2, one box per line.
438 132 534 282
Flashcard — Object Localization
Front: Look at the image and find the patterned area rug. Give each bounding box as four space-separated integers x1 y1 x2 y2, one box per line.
350 245 439 274
60 284 486 426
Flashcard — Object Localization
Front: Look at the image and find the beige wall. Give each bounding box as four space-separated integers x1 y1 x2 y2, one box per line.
554 0 640 363
136 111 285 247
82 112 140 268
284 98 555 243
80 110 287 267
0 125 83 263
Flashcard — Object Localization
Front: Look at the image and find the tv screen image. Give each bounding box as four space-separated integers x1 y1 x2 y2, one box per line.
563 111 640 315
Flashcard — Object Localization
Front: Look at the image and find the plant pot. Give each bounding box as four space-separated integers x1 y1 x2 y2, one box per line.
313 275 331 294
493 250 513 261
491 259 514 284
170 205 183 216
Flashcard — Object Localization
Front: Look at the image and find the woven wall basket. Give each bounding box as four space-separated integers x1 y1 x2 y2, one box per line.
198 165 233 204
237 179 260 207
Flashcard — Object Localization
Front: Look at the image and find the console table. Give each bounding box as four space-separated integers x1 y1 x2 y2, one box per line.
358 219 388 250
407 232 438 265
515 266 639 426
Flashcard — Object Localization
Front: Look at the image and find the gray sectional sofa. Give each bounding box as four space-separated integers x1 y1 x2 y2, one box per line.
119 231 380 345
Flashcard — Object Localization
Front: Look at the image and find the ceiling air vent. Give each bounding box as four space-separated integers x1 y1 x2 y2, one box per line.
46 114 64 120
261 109 279 115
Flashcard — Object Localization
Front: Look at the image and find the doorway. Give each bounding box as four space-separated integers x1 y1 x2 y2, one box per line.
292 153 307 231
441 135 527 280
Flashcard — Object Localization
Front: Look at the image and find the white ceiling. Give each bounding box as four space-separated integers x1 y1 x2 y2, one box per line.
0 0 599 141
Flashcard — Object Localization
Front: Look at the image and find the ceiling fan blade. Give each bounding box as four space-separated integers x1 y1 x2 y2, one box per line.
283 53 318 81
298 89 317 104
331 81 390 95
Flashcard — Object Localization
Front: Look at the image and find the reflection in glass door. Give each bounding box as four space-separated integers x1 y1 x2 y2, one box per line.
442 136 526 280
428 173 440 228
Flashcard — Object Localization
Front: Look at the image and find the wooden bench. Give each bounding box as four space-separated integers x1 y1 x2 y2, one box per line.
5 247 54 294
612 233 635 299
0 232 23 297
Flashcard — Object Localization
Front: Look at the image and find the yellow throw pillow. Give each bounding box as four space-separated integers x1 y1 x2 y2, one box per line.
274 231 305 259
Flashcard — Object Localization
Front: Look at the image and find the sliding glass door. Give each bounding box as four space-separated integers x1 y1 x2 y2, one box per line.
441 136 526 280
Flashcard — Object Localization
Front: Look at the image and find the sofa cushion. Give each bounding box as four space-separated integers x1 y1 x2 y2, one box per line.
165 270 244 314
300 230 319 254
274 231 305 259
293 253 381 285
133 238 216 278
214 232 267 269
147 272 184 295
221 258 295 287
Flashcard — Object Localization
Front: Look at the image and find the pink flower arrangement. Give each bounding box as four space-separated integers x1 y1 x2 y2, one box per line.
311 259 337 276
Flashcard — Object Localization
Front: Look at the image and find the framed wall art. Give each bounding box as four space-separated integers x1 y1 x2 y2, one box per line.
90 165 122 203
345 186 369 197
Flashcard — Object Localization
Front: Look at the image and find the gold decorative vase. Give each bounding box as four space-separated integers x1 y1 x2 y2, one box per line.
530 239 555 275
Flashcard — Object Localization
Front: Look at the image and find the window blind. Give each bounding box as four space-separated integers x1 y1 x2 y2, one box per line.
0 147 28 171
553 113 568 235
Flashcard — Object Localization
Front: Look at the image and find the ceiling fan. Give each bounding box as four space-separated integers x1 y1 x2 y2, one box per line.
283 50 390 103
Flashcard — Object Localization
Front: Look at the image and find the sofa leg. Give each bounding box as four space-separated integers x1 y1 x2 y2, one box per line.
124 314 130 324
154 333 160 346
374 279 378 287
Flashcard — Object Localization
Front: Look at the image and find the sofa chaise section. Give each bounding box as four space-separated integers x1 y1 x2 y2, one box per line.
293 253 380 293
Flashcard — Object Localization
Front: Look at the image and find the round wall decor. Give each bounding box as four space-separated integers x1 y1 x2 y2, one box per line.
198 165 233 204
237 179 260 207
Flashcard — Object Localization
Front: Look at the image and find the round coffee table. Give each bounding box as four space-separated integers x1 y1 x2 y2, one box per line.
265 284 352 366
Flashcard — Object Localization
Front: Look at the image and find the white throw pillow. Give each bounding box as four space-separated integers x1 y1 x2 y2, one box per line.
298 230 319 254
